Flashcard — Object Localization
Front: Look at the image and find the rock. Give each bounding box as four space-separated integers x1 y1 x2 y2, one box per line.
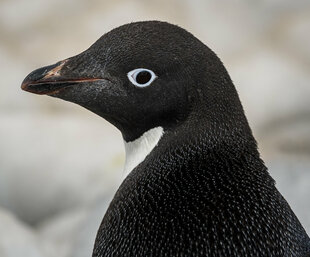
70 195 115 257
0 207 44 257
268 159 310 234
36 193 116 257
230 49 310 132
258 116 310 159
37 208 89 257
280 13 310 66
0 112 123 225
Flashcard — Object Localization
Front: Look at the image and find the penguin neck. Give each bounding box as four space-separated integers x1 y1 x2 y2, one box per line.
123 126 164 179
121 114 259 181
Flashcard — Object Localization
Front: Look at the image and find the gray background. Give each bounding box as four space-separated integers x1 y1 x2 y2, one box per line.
0 0 309 256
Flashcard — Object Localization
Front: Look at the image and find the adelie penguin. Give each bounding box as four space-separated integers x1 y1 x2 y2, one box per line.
22 21 310 256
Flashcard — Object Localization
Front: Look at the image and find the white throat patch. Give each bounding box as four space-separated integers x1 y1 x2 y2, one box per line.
123 127 164 179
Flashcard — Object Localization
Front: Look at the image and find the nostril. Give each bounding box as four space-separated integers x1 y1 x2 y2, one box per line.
21 61 68 91
43 60 68 79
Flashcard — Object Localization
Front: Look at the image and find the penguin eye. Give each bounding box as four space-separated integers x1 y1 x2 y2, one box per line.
127 68 157 88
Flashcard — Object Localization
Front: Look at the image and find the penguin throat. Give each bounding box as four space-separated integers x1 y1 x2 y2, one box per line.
123 127 164 179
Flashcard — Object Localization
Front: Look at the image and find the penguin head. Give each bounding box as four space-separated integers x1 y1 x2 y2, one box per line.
22 21 245 142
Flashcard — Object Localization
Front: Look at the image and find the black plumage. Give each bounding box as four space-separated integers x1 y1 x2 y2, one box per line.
22 21 310 256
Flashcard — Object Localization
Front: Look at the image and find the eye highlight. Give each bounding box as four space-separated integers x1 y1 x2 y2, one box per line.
127 68 157 87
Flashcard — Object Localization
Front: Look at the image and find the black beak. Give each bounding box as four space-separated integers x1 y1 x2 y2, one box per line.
21 59 103 95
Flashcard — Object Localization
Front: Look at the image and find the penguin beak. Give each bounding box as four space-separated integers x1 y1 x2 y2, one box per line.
21 59 104 95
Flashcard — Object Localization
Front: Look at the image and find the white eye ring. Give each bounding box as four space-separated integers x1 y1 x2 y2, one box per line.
127 68 157 88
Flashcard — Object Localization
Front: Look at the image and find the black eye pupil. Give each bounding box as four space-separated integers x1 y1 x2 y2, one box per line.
136 71 152 84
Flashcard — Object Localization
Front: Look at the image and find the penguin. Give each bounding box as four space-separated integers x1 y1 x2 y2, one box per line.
21 21 310 257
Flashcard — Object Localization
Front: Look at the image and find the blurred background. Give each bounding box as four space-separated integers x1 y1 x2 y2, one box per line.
0 0 309 256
